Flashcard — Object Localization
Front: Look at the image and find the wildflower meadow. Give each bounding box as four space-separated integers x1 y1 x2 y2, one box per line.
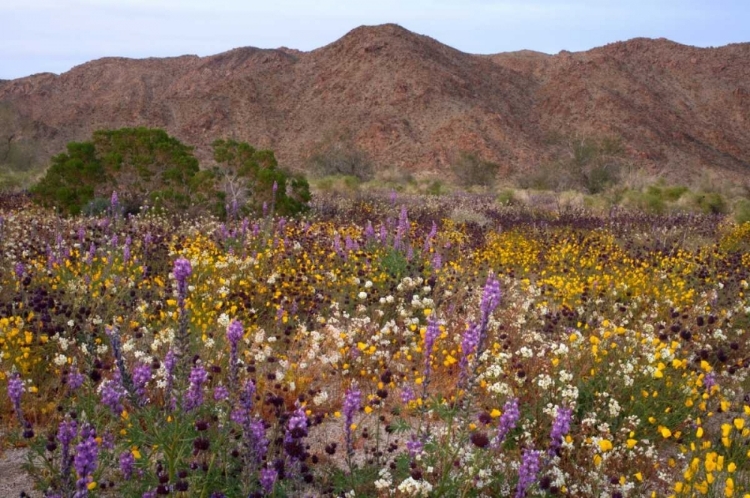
1 191 750 497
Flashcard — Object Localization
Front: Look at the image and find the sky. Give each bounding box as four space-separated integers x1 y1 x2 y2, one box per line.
1 0 748 80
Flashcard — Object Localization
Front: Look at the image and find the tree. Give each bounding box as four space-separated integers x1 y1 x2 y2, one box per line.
212 139 310 217
32 128 208 216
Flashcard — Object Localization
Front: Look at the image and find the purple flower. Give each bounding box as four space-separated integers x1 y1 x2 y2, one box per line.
173 257 192 297
432 251 442 270
227 320 244 346
283 406 308 462
119 450 135 480
423 316 440 384
239 379 256 412
704 372 717 392
183 364 208 412
548 406 573 456
7 372 24 412
14 262 25 280
74 425 99 496
459 322 481 380
67 368 85 392
479 272 501 324
260 467 278 494
493 398 520 447
101 378 126 415
343 387 362 454
516 448 541 498
213 385 229 402
110 191 119 209
132 362 151 401
57 419 77 487
406 435 424 457
249 418 269 462
400 385 416 404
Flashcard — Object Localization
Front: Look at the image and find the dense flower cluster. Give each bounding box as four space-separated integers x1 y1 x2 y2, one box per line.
1 193 749 497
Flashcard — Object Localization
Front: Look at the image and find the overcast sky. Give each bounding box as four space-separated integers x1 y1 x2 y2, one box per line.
1 0 748 80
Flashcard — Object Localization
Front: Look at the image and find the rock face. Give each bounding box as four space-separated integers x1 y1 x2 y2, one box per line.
1 24 749 180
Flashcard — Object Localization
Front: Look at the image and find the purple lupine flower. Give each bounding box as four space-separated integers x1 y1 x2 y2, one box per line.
67 368 85 392
74 425 99 497
14 262 25 280
343 387 362 454
379 223 388 245
493 398 520 447
213 385 229 402
110 191 119 210
423 221 438 251
173 257 192 298
283 406 308 462
479 272 501 324
703 372 717 392
364 221 375 241
227 320 243 345
548 406 573 456
142 491 157 498
259 467 278 494
515 448 542 498
132 362 151 402
272 181 278 194
110 234 118 247
249 418 269 462
432 251 442 270
86 242 96 264
400 385 416 404
240 379 256 412
58 419 77 489
123 236 131 262
262 201 268 217
423 316 440 385
389 189 397 205
119 450 135 480
459 322 481 380
101 377 126 415
7 372 24 416
406 435 424 457
78 226 86 243
183 364 208 411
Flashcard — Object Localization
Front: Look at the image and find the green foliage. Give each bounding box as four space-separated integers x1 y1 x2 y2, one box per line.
735 199 750 224
692 191 728 215
522 134 625 194
451 151 500 188
426 179 446 196
212 139 310 217
31 128 205 216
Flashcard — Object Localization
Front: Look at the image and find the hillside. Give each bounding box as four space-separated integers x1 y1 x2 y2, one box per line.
1 24 749 182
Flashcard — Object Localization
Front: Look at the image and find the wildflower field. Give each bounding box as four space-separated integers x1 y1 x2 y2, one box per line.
1 192 750 497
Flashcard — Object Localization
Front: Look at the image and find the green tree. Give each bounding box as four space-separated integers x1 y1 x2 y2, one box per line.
32 128 208 216
212 139 310 216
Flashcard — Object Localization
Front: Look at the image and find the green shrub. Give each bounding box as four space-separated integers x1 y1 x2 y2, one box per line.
734 199 750 224
451 151 500 188
692 192 727 214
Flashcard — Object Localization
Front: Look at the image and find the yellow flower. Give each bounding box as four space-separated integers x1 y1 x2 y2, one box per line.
660 427 672 438
598 439 613 452
490 409 502 418
733 418 745 430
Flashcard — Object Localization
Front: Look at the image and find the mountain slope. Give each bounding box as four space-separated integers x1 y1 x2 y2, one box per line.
1 24 749 182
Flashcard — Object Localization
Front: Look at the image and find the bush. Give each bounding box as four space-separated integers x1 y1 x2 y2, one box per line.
212 139 310 217
451 151 500 188
31 128 203 216
309 132 374 181
692 192 727 215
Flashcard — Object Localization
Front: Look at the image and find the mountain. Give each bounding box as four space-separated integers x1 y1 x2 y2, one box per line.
1 24 749 182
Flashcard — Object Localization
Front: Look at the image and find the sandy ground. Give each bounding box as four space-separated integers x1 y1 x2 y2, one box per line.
0 447 38 498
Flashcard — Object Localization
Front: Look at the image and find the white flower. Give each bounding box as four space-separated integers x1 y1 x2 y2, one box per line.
54 354 68 366
358 291 367 300
397 477 433 497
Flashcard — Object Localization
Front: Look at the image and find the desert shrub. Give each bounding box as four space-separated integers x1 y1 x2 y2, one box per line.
734 199 750 224
496 189 516 205
212 139 310 217
309 131 374 181
692 191 728 214
426 180 446 196
451 151 500 187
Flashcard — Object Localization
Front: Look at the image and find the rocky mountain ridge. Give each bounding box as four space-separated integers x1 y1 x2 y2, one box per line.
1 24 749 182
